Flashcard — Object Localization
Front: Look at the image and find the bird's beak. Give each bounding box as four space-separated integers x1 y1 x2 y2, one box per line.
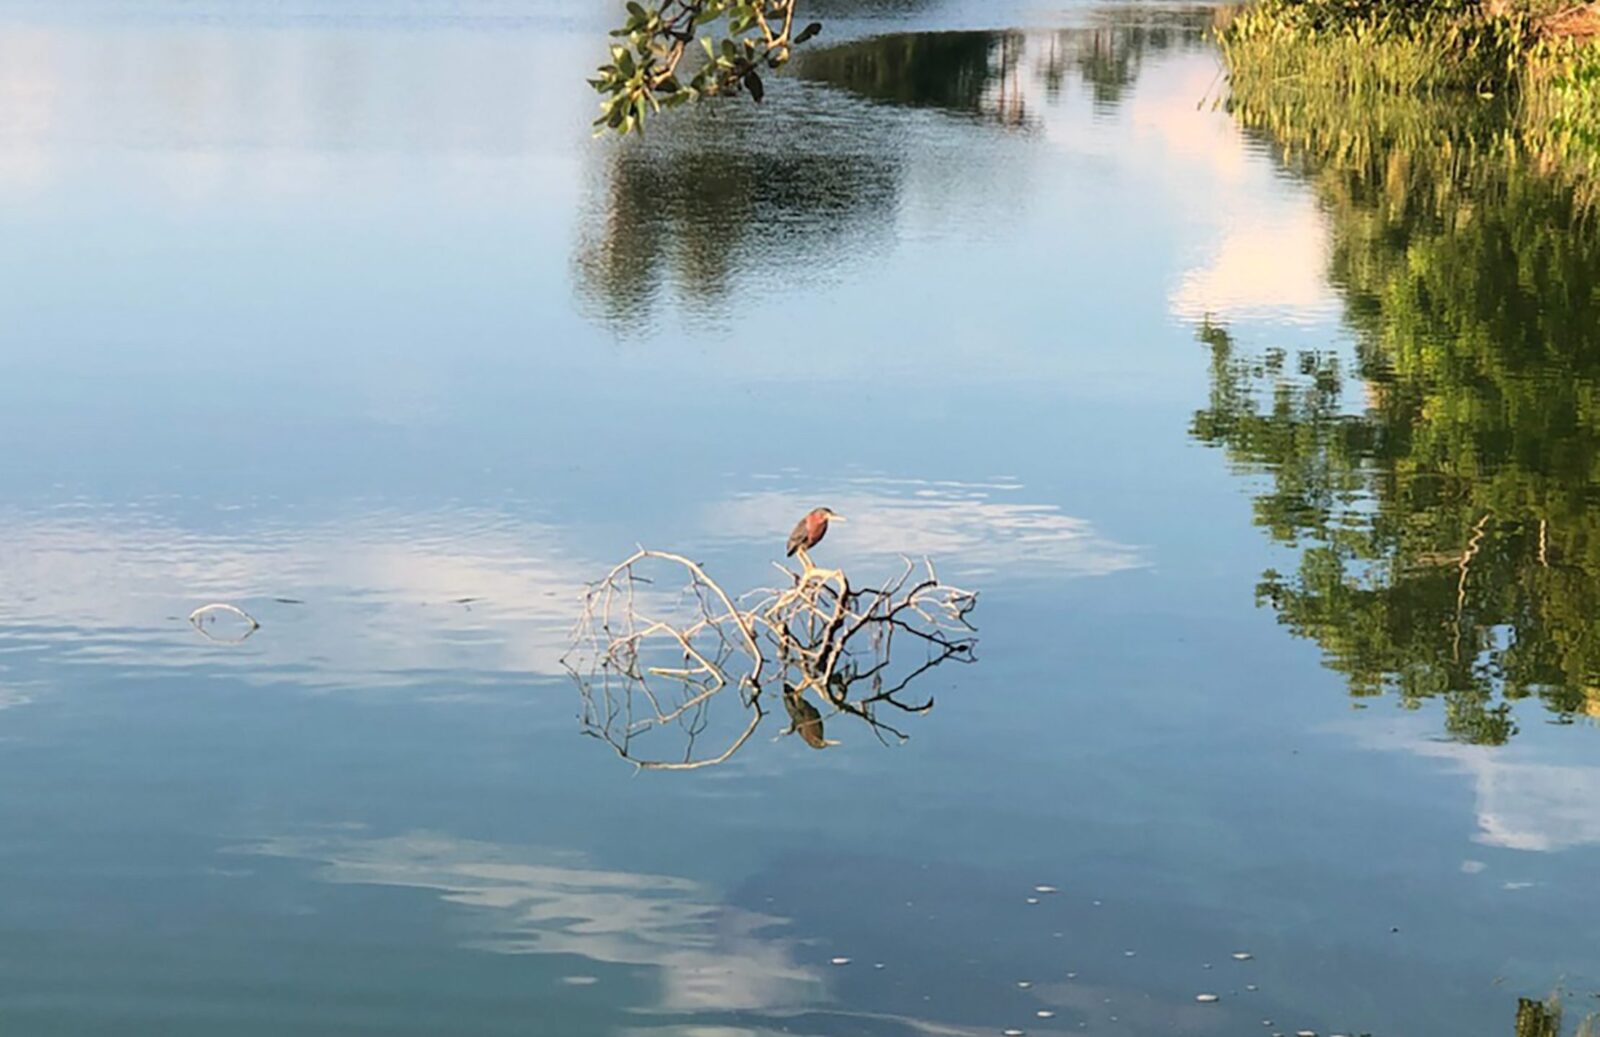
831 514 847 522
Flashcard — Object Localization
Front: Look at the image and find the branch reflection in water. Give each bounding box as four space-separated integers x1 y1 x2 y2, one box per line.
564 549 977 769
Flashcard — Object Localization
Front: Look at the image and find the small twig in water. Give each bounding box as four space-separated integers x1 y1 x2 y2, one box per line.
188 603 261 645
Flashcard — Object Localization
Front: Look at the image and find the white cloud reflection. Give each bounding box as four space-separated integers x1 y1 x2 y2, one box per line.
714 479 1144 580
1169 206 1339 326
1355 721 1600 853
0 478 1136 695
1446 750 1600 853
241 827 1004 1035
621 1019 993 1037
239 828 824 1013
1111 54 1340 326
0 506 590 685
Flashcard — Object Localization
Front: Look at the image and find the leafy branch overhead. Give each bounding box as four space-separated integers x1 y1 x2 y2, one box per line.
590 1 822 134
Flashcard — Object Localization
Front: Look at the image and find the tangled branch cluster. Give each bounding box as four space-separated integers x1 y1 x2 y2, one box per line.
591 1 822 134
564 549 977 769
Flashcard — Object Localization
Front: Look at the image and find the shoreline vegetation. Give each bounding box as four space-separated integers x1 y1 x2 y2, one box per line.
1198 3 1600 746
1215 0 1600 188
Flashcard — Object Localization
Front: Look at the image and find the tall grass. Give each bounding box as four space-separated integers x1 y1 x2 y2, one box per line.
1524 39 1600 176
1216 0 1600 195
1216 0 1540 95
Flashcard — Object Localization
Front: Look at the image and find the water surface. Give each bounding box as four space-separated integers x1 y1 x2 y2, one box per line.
2 2 1599 1035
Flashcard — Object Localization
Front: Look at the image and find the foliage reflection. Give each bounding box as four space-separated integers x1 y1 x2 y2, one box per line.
1196 77 1600 743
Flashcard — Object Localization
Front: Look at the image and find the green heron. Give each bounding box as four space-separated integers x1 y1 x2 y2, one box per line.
786 507 845 569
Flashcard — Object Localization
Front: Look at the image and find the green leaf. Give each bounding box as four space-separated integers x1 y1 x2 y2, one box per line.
795 21 823 44
745 69 764 102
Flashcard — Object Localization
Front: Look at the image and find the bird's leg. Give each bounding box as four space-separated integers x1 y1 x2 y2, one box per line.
795 545 815 575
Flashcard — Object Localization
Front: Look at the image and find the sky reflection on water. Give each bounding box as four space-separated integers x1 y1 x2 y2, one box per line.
1 2 1599 1035
238 828 826 1015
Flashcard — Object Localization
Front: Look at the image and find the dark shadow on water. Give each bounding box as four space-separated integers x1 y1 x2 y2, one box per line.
794 10 1216 120
796 30 1024 118
574 135 900 325
572 13 1213 326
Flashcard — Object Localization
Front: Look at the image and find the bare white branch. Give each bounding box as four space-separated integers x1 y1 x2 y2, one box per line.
566 549 977 770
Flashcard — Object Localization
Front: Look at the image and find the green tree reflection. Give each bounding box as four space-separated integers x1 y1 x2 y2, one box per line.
1195 85 1600 742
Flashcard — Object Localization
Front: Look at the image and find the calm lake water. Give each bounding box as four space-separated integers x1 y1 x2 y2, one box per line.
3 1 1599 1034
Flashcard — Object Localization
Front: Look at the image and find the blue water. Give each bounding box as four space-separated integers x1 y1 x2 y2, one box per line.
1 2 1597 1034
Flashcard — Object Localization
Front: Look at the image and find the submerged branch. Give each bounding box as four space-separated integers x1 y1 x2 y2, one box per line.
188 603 261 645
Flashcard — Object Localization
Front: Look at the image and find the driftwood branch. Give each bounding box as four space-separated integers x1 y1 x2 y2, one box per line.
564 549 977 770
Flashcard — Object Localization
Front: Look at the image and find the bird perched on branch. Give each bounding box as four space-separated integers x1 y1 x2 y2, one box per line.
786 507 845 570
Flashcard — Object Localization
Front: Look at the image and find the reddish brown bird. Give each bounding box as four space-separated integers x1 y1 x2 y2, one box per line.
786 506 845 569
